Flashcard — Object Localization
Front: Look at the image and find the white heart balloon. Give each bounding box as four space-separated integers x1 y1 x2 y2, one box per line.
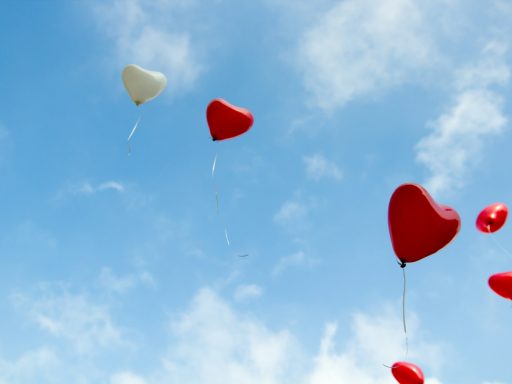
122 64 167 106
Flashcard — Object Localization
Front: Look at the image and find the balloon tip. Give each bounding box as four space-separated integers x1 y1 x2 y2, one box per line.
211 136 217 141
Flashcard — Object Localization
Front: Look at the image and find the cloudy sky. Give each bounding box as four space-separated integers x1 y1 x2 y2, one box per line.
1 0 512 383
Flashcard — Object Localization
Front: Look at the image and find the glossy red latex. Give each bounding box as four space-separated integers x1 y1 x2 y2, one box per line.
476 203 508 233
489 272 512 300
388 183 461 264
206 98 253 141
391 361 424 384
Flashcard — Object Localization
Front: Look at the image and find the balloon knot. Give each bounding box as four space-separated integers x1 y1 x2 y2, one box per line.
211 136 217 141
399 261 407 268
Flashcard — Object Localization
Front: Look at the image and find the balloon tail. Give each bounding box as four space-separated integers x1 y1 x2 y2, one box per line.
215 191 220 214
127 116 141 153
225 228 230 246
401 263 409 357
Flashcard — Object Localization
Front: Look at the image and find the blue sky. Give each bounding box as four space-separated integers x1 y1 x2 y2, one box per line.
1 0 512 383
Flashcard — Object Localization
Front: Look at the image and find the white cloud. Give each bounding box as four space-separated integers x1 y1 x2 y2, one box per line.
97 181 125 192
99 267 157 294
416 42 509 195
234 284 263 301
12 286 128 354
0 348 59 384
160 289 443 384
296 0 439 110
92 0 203 90
1 287 446 383
272 251 319 276
162 288 301 384
274 200 309 224
303 154 343 182
56 180 125 199
111 372 148 384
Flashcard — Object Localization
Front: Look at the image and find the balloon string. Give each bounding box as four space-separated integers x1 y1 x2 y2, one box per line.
127 115 141 155
487 225 512 259
211 153 230 247
400 261 409 358
225 228 230 246
212 153 217 177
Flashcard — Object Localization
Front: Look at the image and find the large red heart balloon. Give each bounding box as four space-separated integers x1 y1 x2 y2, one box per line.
388 183 461 264
391 362 424 384
488 272 512 300
476 203 508 233
206 98 254 141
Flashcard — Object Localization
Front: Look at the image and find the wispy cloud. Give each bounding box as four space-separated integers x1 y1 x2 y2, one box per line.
1 287 446 383
99 267 157 294
233 284 263 301
163 288 300 383
161 289 444 383
295 0 439 110
12 285 128 355
110 372 148 384
272 250 319 276
91 0 204 90
303 154 342 182
0 348 59 384
274 200 309 224
55 180 125 200
416 42 510 195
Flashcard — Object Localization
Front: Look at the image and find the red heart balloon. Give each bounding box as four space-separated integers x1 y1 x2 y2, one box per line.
391 362 424 384
488 272 512 300
388 183 461 264
476 203 508 233
206 98 254 141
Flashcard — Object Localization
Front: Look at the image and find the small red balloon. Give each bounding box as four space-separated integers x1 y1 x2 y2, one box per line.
391 361 424 384
388 183 461 264
488 272 512 300
476 203 508 233
206 98 254 141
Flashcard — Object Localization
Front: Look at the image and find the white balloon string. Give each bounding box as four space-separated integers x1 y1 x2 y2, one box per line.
127 115 141 154
225 228 230 246
210 152 245 252
212 153 217 177
211 153 230 247
487 225 512 259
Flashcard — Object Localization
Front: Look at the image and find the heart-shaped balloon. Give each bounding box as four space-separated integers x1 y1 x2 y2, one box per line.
391 362 424 384
206 98 254 141
488 272 512 300
388 183 461 264
122 64 167 106
476 203 508 233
